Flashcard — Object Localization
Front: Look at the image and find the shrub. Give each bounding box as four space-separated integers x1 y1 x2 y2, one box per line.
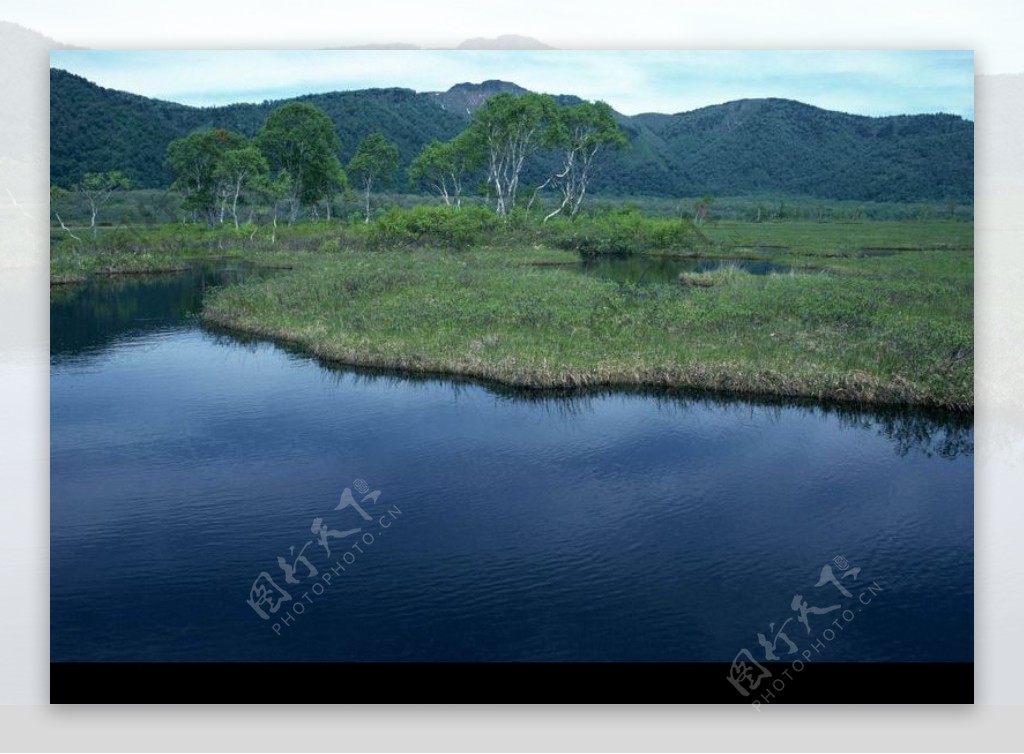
364 205 500 251
544 208 704 255
318 237 342 253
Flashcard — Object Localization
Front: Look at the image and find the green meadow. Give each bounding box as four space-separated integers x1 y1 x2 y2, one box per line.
50 205 972 411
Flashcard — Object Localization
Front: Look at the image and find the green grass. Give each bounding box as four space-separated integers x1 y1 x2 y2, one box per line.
202 243 972 411
50 213 973 410
50 190 974 227
49 224 323 281
703 219 973 257
678 262 749 287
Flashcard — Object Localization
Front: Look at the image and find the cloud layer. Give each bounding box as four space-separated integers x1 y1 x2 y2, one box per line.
50 49 974 119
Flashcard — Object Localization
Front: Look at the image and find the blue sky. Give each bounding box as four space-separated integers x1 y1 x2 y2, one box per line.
50 49 974 119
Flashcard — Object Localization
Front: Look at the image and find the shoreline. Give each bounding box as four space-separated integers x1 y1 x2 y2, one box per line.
202 312 973 414
51 219 973 414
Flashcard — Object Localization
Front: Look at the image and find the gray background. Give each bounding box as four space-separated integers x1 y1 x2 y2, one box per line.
0 0 1014 747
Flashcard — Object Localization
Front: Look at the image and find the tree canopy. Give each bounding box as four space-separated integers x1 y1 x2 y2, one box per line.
214 143 269 228
257 102 346 221
77 170 130 237
165 128 246 225
408 131 482 208
467 92 562 216
541 100 629 220
348 132 399 221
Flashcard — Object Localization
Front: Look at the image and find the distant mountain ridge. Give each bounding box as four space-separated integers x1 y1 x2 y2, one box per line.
49 68 974 202
429 80 531 115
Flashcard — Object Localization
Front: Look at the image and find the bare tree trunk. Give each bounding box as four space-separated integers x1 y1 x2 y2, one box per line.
488 150 508 217
452 176 460 209
54 212 82 242
363 178 372 223
570 182 588 218
540 148 578 222
543 195 569 223
492 171 506 216
527 172 556 215
231 179 242 229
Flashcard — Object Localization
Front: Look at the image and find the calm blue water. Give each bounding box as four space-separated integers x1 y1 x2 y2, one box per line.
50 265 973 662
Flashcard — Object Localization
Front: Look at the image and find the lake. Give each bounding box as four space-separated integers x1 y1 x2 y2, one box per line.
50 264 973 662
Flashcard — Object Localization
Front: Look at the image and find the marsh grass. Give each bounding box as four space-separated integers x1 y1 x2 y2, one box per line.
202 245 972 410
679 262 749 287
50 212 972 410
703 219 974 258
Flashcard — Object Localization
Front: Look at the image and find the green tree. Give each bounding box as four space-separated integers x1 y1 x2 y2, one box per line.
540 101 628 221
77 171 130 238
214 144 269 229
257 102 345 222
165 128 245 226
694 194 714 226
536 100 630 219
247 171 293 244
348 132 399 222
467 92 561 216
409 132 481 209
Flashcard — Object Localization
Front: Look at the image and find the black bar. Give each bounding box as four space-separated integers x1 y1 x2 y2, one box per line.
51 662 972 704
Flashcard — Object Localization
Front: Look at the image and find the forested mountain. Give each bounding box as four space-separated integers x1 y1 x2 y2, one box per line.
50 69 468 189
614 99 973 200
50 67 974 202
